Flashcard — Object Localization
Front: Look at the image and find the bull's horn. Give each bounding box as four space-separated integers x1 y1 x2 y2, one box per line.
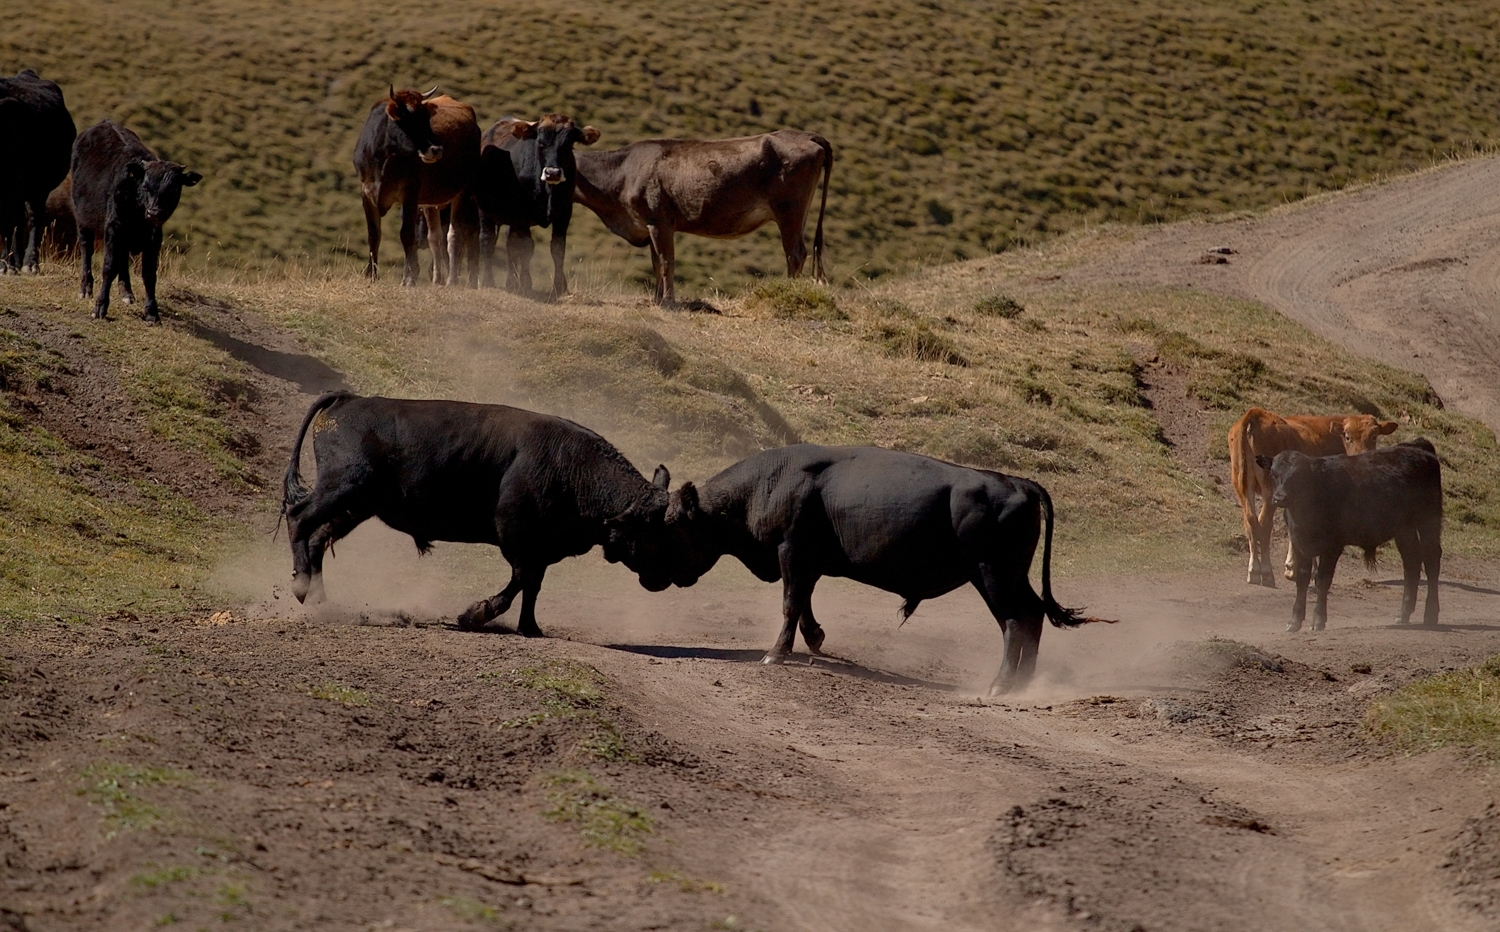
389 84 396 100
421 85 440 100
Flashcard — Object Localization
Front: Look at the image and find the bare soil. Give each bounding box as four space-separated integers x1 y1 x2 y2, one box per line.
7 158 1500 931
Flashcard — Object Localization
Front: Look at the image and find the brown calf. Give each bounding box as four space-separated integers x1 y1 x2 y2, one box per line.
1229 407 1398 586
573 130 831 305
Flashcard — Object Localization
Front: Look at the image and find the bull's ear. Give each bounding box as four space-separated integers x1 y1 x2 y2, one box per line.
652 464 671 490
668 482 700 523
1378 420 1398 435
1254 454 1274 470
580 125 601 145
385 99 401 119
181 170 202 187
510 120 538 139
125 160 146 180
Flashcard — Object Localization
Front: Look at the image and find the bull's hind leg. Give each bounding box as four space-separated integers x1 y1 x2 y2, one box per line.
1420 520 1442 627
765 548 815 664
973 567 1045 695
1394 530 1422 625
506 226 535 294
775 213 810 278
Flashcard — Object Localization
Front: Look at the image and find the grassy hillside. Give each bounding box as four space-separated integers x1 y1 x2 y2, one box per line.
6 0 1500 294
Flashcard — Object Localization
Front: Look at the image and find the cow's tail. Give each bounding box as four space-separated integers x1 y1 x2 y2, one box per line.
1036 484 1116 628
1362 546 1379 571
1228 415 1254 515
811 134 832 283
281 391 353 524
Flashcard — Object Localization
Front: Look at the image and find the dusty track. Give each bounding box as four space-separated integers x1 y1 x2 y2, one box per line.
1064 153 1500 435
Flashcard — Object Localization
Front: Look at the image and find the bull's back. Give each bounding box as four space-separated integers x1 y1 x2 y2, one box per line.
1303 448 1442 546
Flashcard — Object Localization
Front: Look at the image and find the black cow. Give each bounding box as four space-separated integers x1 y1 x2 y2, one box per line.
70 120 200 323
475 114 599 296
282 392 692 634
660 445 1112 694
1257 438 1443 632
354 87 480 286
0 69 75 274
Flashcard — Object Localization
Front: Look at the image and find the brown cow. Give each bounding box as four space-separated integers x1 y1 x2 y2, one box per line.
573 130 832 305
353 87 480 286
1228 407 1398 586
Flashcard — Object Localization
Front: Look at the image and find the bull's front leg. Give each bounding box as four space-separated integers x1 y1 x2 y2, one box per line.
765 545 811 664
647 223 676 306
798 602 826 655
1287 550 1313 632
457 567 525 631
140 231 161 324
1311 548 1341 632
398 197 421 286
1394 531 1421 625
549 227 570 297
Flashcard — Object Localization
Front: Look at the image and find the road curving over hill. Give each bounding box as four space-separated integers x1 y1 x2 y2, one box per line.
1066 153 1500 436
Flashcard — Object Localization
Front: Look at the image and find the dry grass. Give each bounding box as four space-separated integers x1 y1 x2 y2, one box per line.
6 0 1500 296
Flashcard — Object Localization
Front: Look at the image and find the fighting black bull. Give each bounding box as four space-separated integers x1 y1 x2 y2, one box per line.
1258 437 1443 632
661 445 1114 694
281 392 690 634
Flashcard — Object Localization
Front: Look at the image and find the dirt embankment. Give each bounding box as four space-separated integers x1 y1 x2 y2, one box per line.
1063 153 1500 437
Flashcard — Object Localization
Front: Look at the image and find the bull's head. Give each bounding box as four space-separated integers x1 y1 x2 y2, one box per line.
1256 451 1312 509
124 159 202 227
1337 415 1398 454
508 113 600 188
386 86 444 164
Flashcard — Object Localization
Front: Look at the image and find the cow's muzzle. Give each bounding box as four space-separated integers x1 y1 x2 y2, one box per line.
419 145 443 164
541 167 565 185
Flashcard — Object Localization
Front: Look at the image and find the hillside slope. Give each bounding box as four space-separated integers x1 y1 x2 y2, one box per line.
5 0 1500 292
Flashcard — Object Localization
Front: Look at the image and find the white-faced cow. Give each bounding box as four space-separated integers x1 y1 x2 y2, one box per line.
1229 407 1398 586
0 69 75 274
474 114 599 296
281 392 695 635
574 130 832 305
659 445 1113 694
353 87 480 287
1257 438 1442 632
70 120 201 323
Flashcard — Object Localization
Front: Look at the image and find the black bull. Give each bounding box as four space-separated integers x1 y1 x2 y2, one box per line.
1258 438 1443 632
662 445 1114 694
281 393 690 633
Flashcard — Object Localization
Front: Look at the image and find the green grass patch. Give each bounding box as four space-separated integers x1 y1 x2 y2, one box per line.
744 280 845 321
1366 655 1500 761
79 762 192 837
303 682 370 707
130 864 200 891
541 770 653 855
973 294 1025 319
649 870 726 894
492 661 634 762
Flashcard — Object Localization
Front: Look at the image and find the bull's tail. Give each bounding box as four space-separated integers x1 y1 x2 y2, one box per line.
1363 546 1379 571
810 134 832 282
282 391 354 522
1036 484 1116 628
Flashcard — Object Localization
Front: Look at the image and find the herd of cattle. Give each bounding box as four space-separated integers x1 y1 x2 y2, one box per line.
1 68 1447 689
1 71 831 311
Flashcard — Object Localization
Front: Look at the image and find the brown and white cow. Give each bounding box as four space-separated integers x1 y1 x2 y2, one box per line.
353 87 480 286
1228 407 1398 586
573 130 832 305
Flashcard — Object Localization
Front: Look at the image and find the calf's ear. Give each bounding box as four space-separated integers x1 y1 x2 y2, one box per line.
1254 454 1274 470
652 464 671 490
125 160 146 180
1378 420 1398 435
580 126 601 145
181 170 202 187
509 120 538 139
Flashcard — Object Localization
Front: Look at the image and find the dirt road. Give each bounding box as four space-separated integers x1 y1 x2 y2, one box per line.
1065 153 1500 435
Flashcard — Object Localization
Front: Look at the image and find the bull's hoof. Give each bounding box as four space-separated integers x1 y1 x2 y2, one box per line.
761 651 789 665
1312 621 1325 632
1285 620 1303 633
306 576 326 605
802 625 826 655
291 572 312 604
1284 568 1295 580
456 602 491 631
1258 574 1277 589
517 622 545 638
